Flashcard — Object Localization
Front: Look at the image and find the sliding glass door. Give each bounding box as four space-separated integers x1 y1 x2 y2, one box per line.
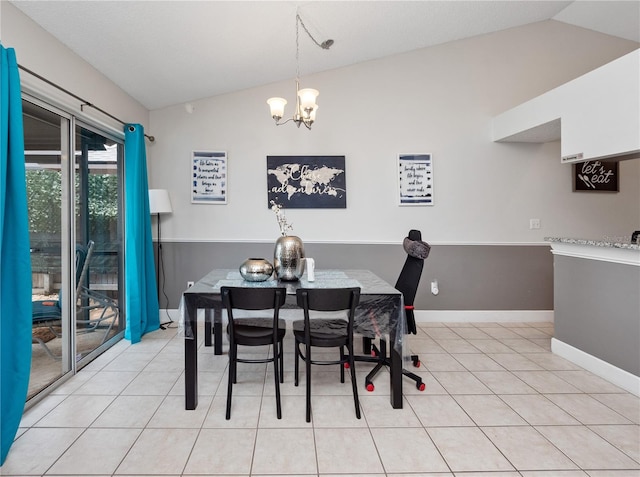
73 123 124 361
25 100 72 398
25 97 125 400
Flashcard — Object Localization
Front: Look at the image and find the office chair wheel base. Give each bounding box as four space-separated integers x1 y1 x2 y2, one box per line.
366 382 375 392
416 382 425 391
413 359 421 368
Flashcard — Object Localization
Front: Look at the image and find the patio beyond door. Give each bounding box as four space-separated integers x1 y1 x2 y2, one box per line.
25 98 125 401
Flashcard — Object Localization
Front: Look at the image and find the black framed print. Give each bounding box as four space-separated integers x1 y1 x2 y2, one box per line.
267 155 347 208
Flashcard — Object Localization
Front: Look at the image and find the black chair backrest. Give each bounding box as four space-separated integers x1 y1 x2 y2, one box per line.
221 286 287 340
296 287 361 345
221 286 286 312
395 229 426 334
296 287 361 313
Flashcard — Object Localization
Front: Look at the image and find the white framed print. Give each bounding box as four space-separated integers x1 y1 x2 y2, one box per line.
397 153 433 206
191 151 227 204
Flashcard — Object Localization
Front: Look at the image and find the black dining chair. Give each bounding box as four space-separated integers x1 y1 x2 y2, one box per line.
221 286 287 419
293 287 361 422
357 229 429 392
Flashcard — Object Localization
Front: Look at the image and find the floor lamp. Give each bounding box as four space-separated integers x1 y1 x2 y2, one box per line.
148 189 172 316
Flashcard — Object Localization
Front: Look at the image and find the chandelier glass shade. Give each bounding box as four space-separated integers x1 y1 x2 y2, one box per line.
267 13 332 130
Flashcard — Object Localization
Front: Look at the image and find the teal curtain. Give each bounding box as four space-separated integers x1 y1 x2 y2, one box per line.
0 44 31 465
124 124 159 343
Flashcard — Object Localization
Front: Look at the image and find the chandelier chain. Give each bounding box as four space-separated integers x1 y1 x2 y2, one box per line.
296 13 329 79
296 14 300 80
297 14 327 51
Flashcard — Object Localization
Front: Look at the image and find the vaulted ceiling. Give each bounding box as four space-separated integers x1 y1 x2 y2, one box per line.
10 1 640 110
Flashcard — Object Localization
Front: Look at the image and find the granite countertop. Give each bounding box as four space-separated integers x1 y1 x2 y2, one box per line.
546 237 640 251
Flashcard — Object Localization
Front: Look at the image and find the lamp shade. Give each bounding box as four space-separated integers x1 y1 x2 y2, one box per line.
298 88 319 110
267 97 287 119
148 189 172 215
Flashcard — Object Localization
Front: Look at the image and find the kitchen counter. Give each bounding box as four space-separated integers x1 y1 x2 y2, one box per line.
546 237 640 395
546 236 640 250
546 237 640 266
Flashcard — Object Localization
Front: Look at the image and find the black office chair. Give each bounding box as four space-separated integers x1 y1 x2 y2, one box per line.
293 287 361 422
357 229 430 392
221 286 287 420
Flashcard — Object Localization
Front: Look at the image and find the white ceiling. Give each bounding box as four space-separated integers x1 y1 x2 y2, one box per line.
10 0 640 111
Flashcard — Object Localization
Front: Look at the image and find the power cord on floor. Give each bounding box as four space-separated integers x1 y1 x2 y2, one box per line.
158 242 177 330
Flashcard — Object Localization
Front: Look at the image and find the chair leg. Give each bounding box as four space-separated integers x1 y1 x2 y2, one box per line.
339 346 345 383
232 344 238 383
360 338 426 392
279 341 285 384
305 342 312 423
364 338 387 389
226 349 235 420
348 345 361 419
294 340 300 387
273 351 282 419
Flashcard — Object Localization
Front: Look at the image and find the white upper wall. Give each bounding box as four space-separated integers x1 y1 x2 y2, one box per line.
149 20 639 244
1 1 149 136
2 1 638 245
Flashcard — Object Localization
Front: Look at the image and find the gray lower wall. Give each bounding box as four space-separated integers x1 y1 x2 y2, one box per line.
554 255 640 376
156 242 553 312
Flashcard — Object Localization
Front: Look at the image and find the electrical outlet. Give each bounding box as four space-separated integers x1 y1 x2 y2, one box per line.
529 218 541 230
187 281 194 288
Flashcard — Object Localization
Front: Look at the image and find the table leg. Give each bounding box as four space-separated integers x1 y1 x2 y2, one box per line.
204 309 213 347
202 307 223 355
389 329 403 409
213 307 223 355
363 336 372 354
184 299 198 410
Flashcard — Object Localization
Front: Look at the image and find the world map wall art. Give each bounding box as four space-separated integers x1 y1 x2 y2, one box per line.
267 155 347 208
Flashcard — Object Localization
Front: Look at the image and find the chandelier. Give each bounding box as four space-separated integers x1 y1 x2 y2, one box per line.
267 13 333 130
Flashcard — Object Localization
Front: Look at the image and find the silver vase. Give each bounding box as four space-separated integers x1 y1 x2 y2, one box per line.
273 235 305 281
239 258 274 282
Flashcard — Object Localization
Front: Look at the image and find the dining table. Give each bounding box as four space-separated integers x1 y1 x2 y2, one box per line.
181 268 406 410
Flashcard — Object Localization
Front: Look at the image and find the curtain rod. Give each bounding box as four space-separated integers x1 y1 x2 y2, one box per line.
18 64 155 142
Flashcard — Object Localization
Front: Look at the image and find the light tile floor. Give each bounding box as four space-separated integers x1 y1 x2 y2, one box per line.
2 321 639 476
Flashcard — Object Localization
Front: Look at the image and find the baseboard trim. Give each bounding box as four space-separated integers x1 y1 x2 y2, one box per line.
415 310 554 323
551 338 640 396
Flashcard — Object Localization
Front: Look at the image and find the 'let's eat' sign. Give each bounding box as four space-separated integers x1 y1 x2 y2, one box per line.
573 160 618 192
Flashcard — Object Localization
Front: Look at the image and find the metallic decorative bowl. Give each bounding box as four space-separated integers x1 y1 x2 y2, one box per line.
239 258 274 282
